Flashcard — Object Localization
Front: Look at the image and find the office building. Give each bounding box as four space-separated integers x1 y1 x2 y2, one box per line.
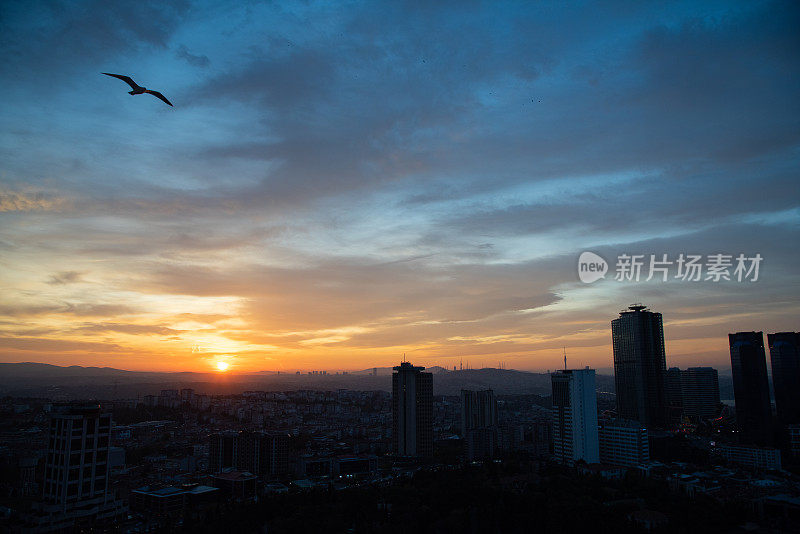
26 403 125 531
612 304 667 427
717 444 782 471
392 362 433 457
209 431 289 478
598 418 649 467
461 389 498 460
551 368 599 465
664 367 683 425
729 332 773 445
768 332 800 425
680 367 721 420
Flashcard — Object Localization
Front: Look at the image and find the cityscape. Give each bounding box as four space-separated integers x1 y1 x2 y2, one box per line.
0 304 798 532
2 0 800 533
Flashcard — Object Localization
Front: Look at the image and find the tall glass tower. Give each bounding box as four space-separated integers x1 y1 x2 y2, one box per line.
768 332 800 425
729 331 772 445
611 304 667 428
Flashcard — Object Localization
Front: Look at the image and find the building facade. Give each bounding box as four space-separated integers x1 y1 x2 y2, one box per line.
598 418 649 467
551 368 599 465
680 367 721 420
461 389 498 460
27 403 125 532
664 367 683 425
729 332 773 445
612 304 667 428
767 332 800 425
717 444 782 471
392 362 433 457
209 431 289 478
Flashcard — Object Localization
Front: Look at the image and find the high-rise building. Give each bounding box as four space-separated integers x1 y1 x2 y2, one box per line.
768 332 800 425
729 332 773 445
664 367 683 425
28 403 125 531
680 367 720 420
392 362 433 457
611 304 667 428
598 419 649 467
461 389 498 460
209 431 289 478
551 368 599 465
461 389 498 433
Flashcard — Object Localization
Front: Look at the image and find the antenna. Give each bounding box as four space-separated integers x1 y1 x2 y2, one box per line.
563 347 567 370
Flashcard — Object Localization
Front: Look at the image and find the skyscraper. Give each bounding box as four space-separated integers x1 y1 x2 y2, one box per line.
680 367 721 420
611 304 667 427
729 332 772 445
461 389 498 460
768 332 800 425
392 362 433 457
29 403 125 531
551 368 599 465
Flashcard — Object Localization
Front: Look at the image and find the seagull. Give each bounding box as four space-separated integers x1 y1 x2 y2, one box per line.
101 73 173 107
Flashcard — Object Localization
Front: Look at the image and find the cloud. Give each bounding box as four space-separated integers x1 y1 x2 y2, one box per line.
175 44 210 67
0 336 122 353
73 322 184 336
0 191 66 212
46 271 83 285
0 0 191 83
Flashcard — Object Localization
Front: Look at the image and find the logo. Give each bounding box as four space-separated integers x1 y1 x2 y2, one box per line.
578 251 608 283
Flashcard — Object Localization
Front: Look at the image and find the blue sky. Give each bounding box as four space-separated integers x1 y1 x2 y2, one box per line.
0 0 798 372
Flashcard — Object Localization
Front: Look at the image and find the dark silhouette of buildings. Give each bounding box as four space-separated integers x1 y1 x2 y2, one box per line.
211 471 258 502
612 304 667 427
461 389 498 460
209 431 289 479
729 332 773 445
130 484 219 522
768 332 800 425
551 368 599 464
392 362 433 457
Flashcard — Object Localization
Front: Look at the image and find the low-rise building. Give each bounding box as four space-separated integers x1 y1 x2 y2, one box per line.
598 419 649 467
717 444 782 471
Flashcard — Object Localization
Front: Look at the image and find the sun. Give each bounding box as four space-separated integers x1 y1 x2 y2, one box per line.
216 361 229 372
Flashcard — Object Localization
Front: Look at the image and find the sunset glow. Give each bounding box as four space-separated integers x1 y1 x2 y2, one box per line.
1 1 798 374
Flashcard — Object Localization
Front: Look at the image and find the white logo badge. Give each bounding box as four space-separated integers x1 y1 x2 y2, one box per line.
578 251 608 283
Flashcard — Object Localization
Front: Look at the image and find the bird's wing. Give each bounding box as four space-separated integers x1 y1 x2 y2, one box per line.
102 72 140 90
145 90 173 107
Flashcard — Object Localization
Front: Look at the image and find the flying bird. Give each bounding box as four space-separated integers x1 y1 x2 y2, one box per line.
101 73 173 107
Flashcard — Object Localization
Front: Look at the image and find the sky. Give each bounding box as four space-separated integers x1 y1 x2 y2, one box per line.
1 0 798 373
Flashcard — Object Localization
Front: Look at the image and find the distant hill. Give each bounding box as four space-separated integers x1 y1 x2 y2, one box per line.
0 362 620 399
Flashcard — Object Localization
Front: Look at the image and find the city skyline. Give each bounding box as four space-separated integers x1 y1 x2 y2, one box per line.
2 1 799 373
